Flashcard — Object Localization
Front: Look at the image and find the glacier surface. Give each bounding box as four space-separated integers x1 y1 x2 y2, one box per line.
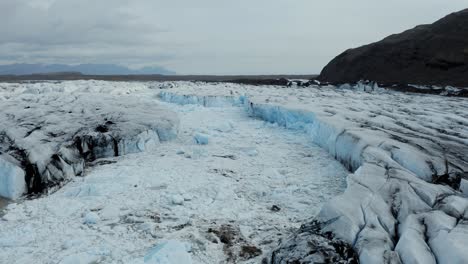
158 81 468 263
0 81 350 263
1 80 467 263
0 81 178 199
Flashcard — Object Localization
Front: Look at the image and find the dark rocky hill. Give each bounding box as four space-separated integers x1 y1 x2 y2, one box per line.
318 9 468 87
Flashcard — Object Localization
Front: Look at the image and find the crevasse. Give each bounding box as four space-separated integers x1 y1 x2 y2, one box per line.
158 90 468 264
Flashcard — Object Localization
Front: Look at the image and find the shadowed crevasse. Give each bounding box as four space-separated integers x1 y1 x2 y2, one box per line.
1 127 149 197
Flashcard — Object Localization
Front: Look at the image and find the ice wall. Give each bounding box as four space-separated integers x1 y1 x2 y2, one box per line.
0 158 26 200
159 91 243 107
159 90 468 264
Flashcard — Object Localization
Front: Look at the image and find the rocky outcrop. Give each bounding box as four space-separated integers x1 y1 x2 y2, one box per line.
318 9 468 88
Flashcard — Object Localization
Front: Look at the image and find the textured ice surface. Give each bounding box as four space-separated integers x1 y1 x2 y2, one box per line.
158 81 468 263
0 81 348 263
1 80 467 263
0 81 178 199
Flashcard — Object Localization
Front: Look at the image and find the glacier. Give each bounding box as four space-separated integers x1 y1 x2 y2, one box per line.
0 81 350 263
0 80 467 263
158 81 468 263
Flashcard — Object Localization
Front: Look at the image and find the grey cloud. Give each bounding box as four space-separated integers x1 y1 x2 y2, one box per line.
1 0 166 45
1 0 467 74
0 0 173 68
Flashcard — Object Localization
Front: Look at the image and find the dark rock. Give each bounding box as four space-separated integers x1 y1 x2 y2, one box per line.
271 205 281 212
268 220 359 264
209 224 263 262
240 245 262 260
173 222 191 231
209 224 238 245
318 9 468 88
95 124 110 133
88 159 117 168
433 171 463 190
212 154 237 160
149 212 161 223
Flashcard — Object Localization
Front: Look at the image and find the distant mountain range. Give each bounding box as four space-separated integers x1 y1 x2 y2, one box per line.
0 63 176 75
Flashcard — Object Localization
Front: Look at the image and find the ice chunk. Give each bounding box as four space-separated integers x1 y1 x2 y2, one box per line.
460 179 468 197
429 221 468 264
212 121 234 133
0 157 26 200
138 222 156 234
194 133 209 145
241 147 258 157
63 184 100 198
396 214 436 264
59 253 100 264
83 212 100 225
144 240 192 264
100 206 120 221
171 194 184 205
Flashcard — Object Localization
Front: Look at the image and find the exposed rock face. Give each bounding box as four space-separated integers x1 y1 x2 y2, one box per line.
318 9 468 87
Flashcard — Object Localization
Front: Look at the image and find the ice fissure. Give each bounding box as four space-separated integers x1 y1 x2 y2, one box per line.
158 89 468 264
0 128 177 199
0 92 179 199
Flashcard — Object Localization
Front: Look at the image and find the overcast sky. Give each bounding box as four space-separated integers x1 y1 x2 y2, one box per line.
1 1 466 74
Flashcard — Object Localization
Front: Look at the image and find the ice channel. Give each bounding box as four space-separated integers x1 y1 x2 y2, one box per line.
0 95 349 264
